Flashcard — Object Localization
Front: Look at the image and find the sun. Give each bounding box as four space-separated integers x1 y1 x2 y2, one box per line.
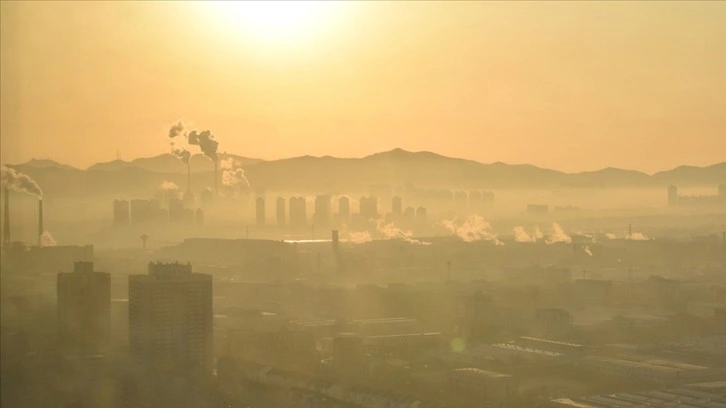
203 1 343 46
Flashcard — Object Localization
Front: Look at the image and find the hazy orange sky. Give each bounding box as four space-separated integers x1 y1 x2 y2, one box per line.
1 1 724 173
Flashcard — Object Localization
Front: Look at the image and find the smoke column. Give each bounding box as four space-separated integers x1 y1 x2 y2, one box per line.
605 231 651 240
1 165 43 198
40 231 57 247
160 181 179 191
513 225 544 243
545 223 572 244
220 157 250 192
168 121 192 192
376 220 431 245
441 215 502 244
3 187 9 245
347 231 372 244
187 130 220 196
38 199 43 246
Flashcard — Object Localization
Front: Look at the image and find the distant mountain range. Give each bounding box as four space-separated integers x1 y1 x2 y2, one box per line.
8 149 726 198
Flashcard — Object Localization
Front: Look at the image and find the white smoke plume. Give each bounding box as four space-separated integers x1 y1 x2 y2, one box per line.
441 215 502 244
583 245 593 256
627 232 650 241
159 181 179 191
220 157 250 189
513 225 544 243
605 231 651 241
545 223 572 244
347 231 372 244
376 220 431 245
1 165 43 198
40 231 57 247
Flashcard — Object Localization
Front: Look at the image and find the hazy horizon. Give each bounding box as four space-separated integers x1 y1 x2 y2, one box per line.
2 1 725 172
6 147 726 175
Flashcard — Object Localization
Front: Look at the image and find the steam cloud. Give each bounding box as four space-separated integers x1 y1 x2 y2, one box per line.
513 225 544 243
545 223 572 244
605 231 651 241
347 231 372 244
441 215 502 244
628 232 650 241
376 220 431 245
160 181 179 191
40 231 57 247
1 165 43 198
220 158 250 189
583 245 593 256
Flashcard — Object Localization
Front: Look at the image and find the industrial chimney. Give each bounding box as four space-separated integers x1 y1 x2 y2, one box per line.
2 187 9 245
331 229 339 253
187 163 191 194
38 199 44 247
214 160 219 197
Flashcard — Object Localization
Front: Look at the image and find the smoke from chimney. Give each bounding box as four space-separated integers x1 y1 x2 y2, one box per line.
1 165 43 199
167 122 221 196
441 215 502 244
159 181 179 191
220 157 250 193
376 219 431 245
187 130 219 162
3 187 9 245
38 199 43 247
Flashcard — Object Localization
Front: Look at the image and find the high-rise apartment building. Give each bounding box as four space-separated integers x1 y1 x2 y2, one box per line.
129 262 213 373
314 194 332 226
276 197 286 226
337 196 351 225
57 261 111 355
289 197 307 229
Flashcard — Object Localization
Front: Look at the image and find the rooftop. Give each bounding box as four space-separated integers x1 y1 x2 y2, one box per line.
451 367 512 379
550 382 726 408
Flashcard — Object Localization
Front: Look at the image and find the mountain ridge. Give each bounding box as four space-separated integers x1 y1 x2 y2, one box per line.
5 149 725 197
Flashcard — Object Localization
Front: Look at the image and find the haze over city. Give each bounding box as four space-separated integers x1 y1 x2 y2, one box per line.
1 2 725 408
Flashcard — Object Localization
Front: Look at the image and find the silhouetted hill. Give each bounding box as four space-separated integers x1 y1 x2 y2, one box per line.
564 168 651 187
88 154 263 173
18 158 79 171
652 163 726 186
7 149 725 198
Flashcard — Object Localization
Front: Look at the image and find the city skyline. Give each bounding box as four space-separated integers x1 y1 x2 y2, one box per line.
2 1 725 172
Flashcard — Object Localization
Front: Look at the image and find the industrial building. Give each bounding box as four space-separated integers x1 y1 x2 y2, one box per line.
548 381 726 408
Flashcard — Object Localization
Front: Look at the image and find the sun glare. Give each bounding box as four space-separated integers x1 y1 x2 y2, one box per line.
203 1 342 46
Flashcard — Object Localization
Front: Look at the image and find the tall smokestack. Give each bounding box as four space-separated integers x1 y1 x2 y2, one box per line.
214 161 219 197
3 187 9 245
38 199 43 247
332 230 339 253
187 163 191 194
